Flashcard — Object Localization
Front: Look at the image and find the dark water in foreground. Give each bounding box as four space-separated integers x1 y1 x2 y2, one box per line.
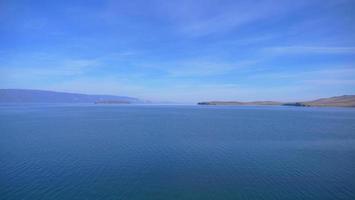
1 104 355 200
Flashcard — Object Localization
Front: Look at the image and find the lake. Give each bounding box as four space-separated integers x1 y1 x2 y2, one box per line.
1 104 355 199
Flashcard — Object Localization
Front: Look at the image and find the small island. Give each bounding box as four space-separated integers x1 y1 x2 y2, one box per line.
94 100 131 104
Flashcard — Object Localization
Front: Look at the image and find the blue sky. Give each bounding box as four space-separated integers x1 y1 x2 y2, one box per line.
1 0 355 103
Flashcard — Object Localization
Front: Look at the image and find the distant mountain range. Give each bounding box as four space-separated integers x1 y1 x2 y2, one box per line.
2 89 354 107
198 95 355 107
0 89 142 104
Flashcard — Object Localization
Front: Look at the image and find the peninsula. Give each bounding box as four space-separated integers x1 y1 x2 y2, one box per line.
197 95 355 107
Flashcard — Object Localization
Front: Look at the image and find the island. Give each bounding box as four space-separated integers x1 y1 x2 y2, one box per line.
94 100 131 104
197 95 355 107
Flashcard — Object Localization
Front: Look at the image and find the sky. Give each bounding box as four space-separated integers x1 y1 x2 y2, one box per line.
0 0 355 103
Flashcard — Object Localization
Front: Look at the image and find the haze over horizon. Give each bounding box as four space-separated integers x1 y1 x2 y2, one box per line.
1 0 355 103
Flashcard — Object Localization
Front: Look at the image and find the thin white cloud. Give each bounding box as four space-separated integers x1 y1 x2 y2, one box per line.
0 56 101 82
252 67 355 78
166 61 249 77
62 59 99 69
159 0 312 37
43 77 142 96
265 46 355 55
139 59 258 77
248 67 355 91
303 79 355 86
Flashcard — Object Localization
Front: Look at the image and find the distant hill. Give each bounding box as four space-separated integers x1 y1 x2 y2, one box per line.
0 89 142 103
198 95 355 107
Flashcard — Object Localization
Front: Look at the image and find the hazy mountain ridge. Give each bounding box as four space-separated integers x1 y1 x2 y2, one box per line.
198 95 355 107
0 89 142 103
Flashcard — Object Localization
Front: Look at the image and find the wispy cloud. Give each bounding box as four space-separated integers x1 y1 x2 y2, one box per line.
251 66 355 77
164 60 256 77
264 46 355 55
249 66 355 95
0 53 101 82
159 0 312 37
43 76 143 96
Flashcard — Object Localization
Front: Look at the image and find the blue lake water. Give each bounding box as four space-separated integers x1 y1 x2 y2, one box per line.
1 104 355 199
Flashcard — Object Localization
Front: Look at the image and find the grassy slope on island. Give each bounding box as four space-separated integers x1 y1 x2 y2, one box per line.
302 95 355 107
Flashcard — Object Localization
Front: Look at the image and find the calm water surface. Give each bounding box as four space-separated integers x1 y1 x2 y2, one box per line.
1 104 355 199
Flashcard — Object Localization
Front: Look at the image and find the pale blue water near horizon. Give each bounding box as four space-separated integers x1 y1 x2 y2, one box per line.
1 104 355 200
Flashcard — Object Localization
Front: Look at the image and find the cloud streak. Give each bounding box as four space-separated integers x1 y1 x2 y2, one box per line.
265 46 355 55
160 0 313 37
